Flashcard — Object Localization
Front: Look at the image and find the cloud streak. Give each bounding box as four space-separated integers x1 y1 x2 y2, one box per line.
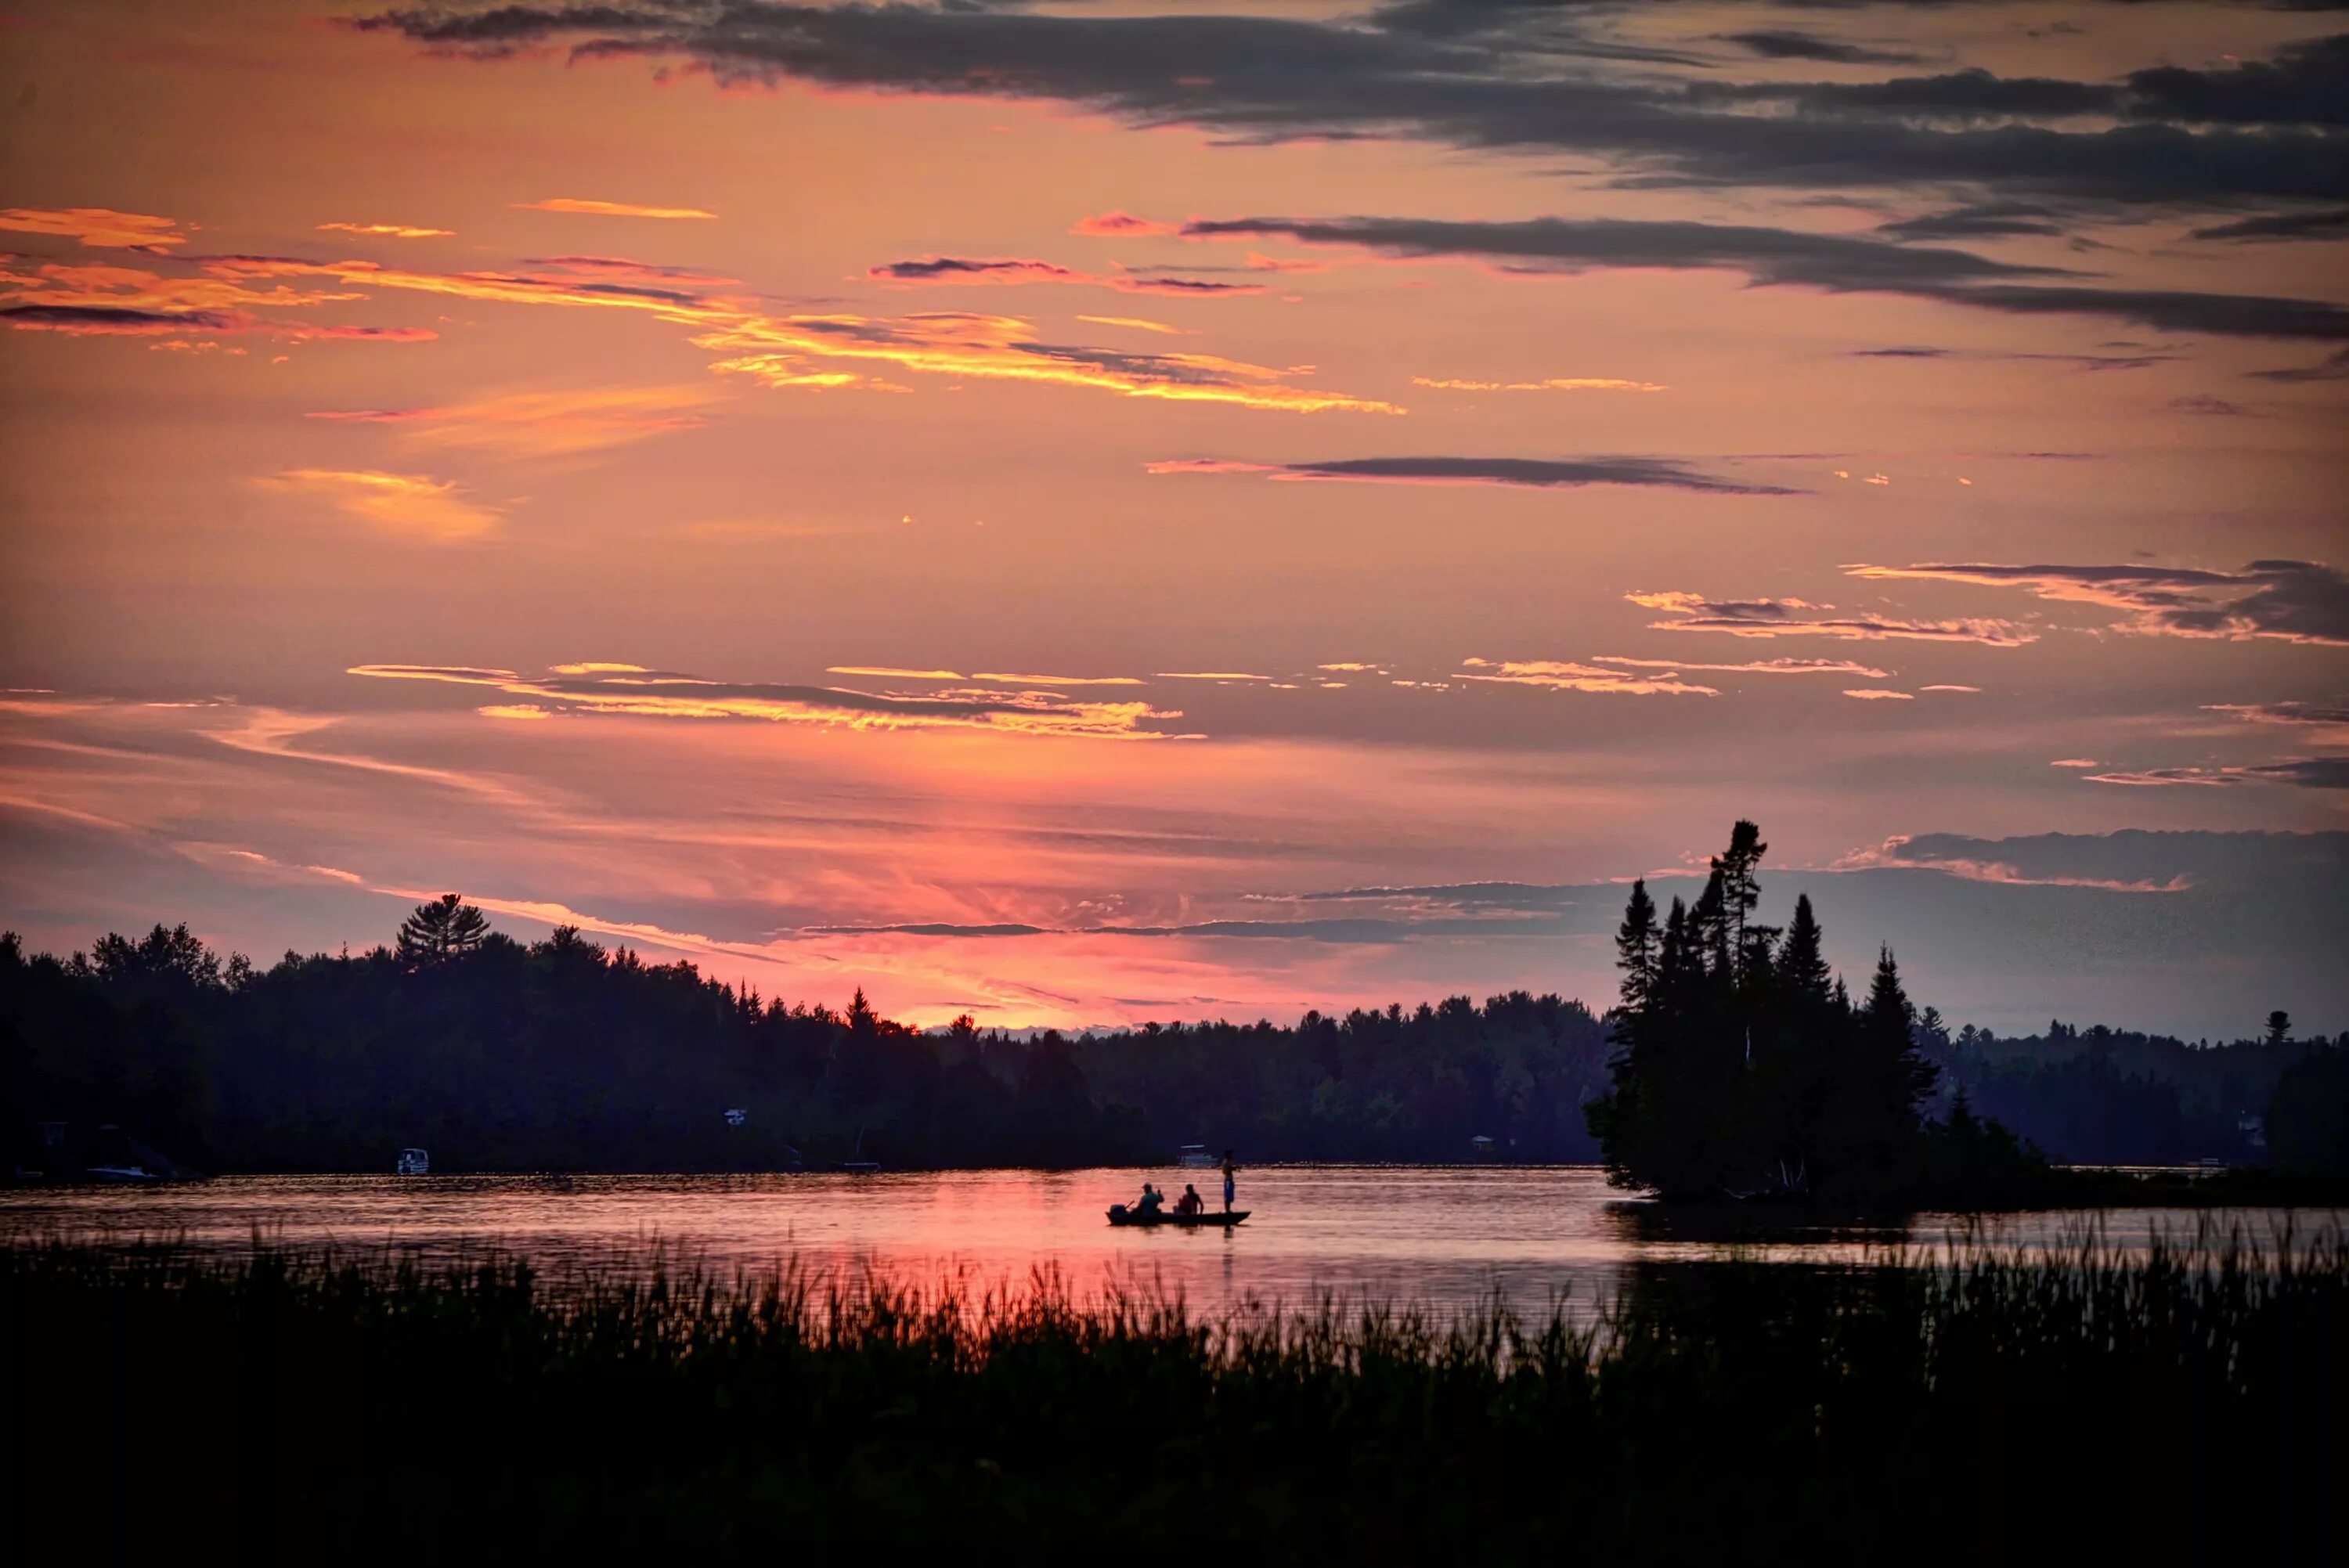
1185 214 2349 344
1457 658 1719 697
868 255 1264 297
1846 561 2349 646
348 662 1189 741
511 198 715 219
1148 455 1793 496
0 206 185 251
307 384 716 456
258 469 503 539
1629 590 2036 645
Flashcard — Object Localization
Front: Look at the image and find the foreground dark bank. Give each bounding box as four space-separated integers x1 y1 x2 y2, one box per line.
5 1235 2339 1557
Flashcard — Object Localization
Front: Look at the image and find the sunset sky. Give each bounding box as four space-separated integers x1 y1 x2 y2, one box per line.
2 0 2343 1039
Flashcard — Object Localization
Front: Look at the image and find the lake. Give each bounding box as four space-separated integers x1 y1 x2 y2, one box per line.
2 1166 2331 1319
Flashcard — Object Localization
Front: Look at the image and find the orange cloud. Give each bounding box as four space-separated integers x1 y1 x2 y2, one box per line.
511 198 716 219
317 222 453 240
1592 654 1891 678
1459 658 1717 697
258 469 502 540
0 206 185 251
1844 561 2348 647
187 254 1389 413
1077 314 1184 335
306 384 716 456
827 666 966 680
1633 589 2035 646
1843 689 1916 700
351 663 1188 741
1412 376 1665 393
1071 211 1179 236
0 256 435 342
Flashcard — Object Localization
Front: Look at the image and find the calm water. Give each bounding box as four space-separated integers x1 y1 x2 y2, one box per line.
2 1166 2330 1317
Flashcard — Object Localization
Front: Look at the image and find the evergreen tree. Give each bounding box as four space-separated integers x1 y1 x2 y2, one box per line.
1777 895 1831 1005
395 895 489 966
1615 880 1660 1014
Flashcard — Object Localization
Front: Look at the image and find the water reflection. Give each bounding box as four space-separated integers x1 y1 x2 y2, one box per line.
2 1166 2330 1321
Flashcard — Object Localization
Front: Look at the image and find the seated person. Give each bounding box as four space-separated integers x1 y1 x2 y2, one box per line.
1133 1183 1164 1216
1175 1184 1203 1216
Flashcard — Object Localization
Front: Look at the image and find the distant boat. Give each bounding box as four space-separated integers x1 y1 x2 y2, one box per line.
395 1148 430 1176
82 1164 164 1185
1107 1206 1249 1227
1175 1144 1217 1169
836 1126 879 1174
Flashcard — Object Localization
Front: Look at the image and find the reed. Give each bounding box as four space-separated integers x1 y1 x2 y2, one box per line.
2 1228 2337 1557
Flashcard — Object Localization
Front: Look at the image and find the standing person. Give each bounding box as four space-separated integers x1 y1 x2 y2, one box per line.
1221 1149 1239 1214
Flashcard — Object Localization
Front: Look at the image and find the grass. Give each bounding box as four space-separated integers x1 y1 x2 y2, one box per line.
2 1228 2340 1559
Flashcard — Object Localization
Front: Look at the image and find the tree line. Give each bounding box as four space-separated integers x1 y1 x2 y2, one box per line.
3 843 2340 1181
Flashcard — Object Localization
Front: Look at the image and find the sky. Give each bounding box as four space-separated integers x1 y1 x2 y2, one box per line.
1 0 2344 1040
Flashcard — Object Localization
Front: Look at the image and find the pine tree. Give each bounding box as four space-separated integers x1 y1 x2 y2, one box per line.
395 895 489 966
1689 871 1730 979
1778 894 1832 1004
1615 879 1660 1014
1712 820 1768 970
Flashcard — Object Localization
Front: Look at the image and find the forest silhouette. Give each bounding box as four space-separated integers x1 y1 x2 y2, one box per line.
3 820 2340 1185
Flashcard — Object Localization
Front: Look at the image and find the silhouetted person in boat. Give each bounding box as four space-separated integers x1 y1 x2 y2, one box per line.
1221 1150 1238 1214
1132 1183 1164 1217
1176 1184 1203 1217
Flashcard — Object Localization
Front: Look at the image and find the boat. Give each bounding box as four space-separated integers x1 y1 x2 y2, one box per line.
81 1164 164 1185
1106 1206 1249 1227
395 1148 430 1176
1175 1144 1218 1169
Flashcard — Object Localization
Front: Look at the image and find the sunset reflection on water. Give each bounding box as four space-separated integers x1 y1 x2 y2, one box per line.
3 1166 2325 1321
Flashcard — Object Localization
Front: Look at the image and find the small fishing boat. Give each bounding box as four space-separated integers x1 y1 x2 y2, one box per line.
1106 1206 1249 1227
81 1164 164 1185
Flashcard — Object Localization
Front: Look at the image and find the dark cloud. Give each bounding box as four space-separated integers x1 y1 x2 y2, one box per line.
1741 67 2118 121
2167 394 2253 416
2244 757 2349 789
1185 214 2349 341
2205 699 2349 729
2123 34 2349 128
870 256 1080 282
2 304 241 333
1288 456 1796 495
1719 30 1924 67
1154 454 1797 496
1633 589 2036 644
1875 200 2067 240
2192 205 2349 241
352 5 2349 210
1186 211 2061 286
1874 829 2347 892
2247 345 2349 380
1849 560 2349 645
